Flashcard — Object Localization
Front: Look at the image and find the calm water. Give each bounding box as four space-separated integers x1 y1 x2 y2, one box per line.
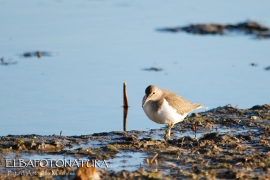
0 0 270 136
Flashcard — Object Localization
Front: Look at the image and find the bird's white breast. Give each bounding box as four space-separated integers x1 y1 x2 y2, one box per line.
143 98 187 124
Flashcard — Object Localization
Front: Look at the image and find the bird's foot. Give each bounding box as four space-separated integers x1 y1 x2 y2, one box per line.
164 123 175 142
164 127 171 141
164 132 170 141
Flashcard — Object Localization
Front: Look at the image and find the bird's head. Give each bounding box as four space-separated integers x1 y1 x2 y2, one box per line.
142 85 162 107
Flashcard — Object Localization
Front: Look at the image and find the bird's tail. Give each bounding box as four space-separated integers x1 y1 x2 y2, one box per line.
195 104 208 110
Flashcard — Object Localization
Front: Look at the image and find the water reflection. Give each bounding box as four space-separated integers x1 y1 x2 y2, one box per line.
123 82 129 131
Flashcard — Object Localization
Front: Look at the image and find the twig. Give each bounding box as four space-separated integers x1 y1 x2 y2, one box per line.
123 82 128 107
150 153 159 164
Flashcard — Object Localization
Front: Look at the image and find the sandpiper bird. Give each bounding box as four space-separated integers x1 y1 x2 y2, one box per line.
142 85 206 141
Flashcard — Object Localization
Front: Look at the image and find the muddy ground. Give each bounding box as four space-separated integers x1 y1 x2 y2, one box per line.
0 104 270 179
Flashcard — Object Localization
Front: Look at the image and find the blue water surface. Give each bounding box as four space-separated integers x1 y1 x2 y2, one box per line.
0 0 270 136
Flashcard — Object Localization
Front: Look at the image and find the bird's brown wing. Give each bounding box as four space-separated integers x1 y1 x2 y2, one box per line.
163 90 202 115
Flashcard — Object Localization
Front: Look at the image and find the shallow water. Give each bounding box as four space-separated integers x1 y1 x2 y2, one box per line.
0 0 270 136
2 151 145 173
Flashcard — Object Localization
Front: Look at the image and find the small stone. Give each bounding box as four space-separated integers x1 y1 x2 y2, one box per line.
250 116 259 120
106 145 119 152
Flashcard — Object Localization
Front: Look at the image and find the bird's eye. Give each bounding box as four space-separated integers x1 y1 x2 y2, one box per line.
153 92 155 94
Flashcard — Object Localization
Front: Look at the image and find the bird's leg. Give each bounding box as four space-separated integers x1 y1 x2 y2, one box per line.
164 123 175 141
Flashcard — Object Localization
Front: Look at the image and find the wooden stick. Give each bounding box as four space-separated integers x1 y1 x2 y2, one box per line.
150 153 159 164
123 82 128 107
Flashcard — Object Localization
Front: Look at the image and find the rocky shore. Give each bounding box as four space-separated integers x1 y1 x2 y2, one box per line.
0 104 270 179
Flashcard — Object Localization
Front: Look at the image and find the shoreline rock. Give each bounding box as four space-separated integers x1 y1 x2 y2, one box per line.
157 21 270 39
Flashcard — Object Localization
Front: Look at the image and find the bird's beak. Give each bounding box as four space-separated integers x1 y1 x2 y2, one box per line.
142 95 148 107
